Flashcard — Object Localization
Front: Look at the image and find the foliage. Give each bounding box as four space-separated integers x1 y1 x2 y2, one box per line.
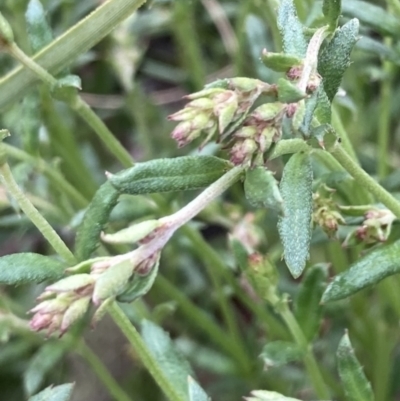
0 0 400 400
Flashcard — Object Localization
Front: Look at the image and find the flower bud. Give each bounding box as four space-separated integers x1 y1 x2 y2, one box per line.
168 108 198 122
29 294 73 315
234 126 257 139
217 101 237 134
185 87 225 100
229 77 264 92
251 103 285 122
29 313 53 332
186 98 214 109
257 126 280 153
135 251 160 275
46 274 95 294
60 296 91 335
92 259 135 305
230 138 257 165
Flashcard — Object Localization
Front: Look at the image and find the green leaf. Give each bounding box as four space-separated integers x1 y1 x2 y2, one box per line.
322 240 400 302
260 341 303 368
318 18 359 102
244 166 283 212
51 75 82 102
0 253 66 285
25 0 53 54
188 376 210 401
323 0 341 31
278 152 313 278
277 0 307 57
261 52 303 72
141 320 194 401
294 264 328 341
276 78 306 103
117 257 160 303
229 238 250 272
24 342 66 396
74 181 120 262
314 86 332 124
0 12 14 43
343 0 400 38
109 156 231 195
29 383 75 401
337 332 374 401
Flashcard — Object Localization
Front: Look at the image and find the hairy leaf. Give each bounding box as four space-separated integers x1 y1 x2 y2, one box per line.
260 341 303 368
277 0 307 57
110 156 231 195
0 253 65 285
318 18 359 101
188 377 210 401
74 181 120 261
29 383 75 401
26 0 53 54
322 240 400 302
323 0 341 31
337 333 374 401
278 152 313 278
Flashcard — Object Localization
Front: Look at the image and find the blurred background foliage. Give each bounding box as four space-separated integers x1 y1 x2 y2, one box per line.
1 0 400 400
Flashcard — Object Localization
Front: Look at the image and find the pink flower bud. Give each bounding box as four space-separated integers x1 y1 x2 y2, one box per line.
60 296 91 335
230 138 258 165
29 313 53 332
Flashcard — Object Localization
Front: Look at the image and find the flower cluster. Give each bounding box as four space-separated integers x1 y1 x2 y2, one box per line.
29 220 168 336
343 208 396 246
313 190 345 238
169 77 284 165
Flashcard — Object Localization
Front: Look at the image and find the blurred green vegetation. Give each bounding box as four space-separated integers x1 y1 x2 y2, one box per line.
1 0 400 400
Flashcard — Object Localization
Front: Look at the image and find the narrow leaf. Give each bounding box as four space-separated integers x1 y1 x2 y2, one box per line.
24 342 66 396
141 320 194 401
278 152 313 278
260 341 303 368
188 376 210 401
323 0 341 31
0 253 65 285
229 237 250 272
343 0 400 38
294 264 328 340
29 383 75 401
25 0 53 54
109 156 231 195
337 332 374 401
117 257 160 303
244 166 283 212
261 52 303 72
74 181 120 262
246 390 301 401
277 0 307 57
318 18 359 101
322 240 400 302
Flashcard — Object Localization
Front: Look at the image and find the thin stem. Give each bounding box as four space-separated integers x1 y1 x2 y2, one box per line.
332 107 358 162
160 166 245 229
331 145 400 219
78 342 132 401
6 42 134 168
0 161 76 265
377 44 393 179
70 97 133 168
3 143 88 208
108 302 186 401
0 0 148 111
278 302 330 399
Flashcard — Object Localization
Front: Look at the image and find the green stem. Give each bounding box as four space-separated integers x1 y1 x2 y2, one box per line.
108 302 186 401
70 97 133 168
377 46 393 179
278 302 330 399
332 108 358 162
7 42 134 168
0 161 76 265
331 145 400 218
3 143 88 208
0 0 147 111
172 0 206 90
78 342 133 401
154 275 247 367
